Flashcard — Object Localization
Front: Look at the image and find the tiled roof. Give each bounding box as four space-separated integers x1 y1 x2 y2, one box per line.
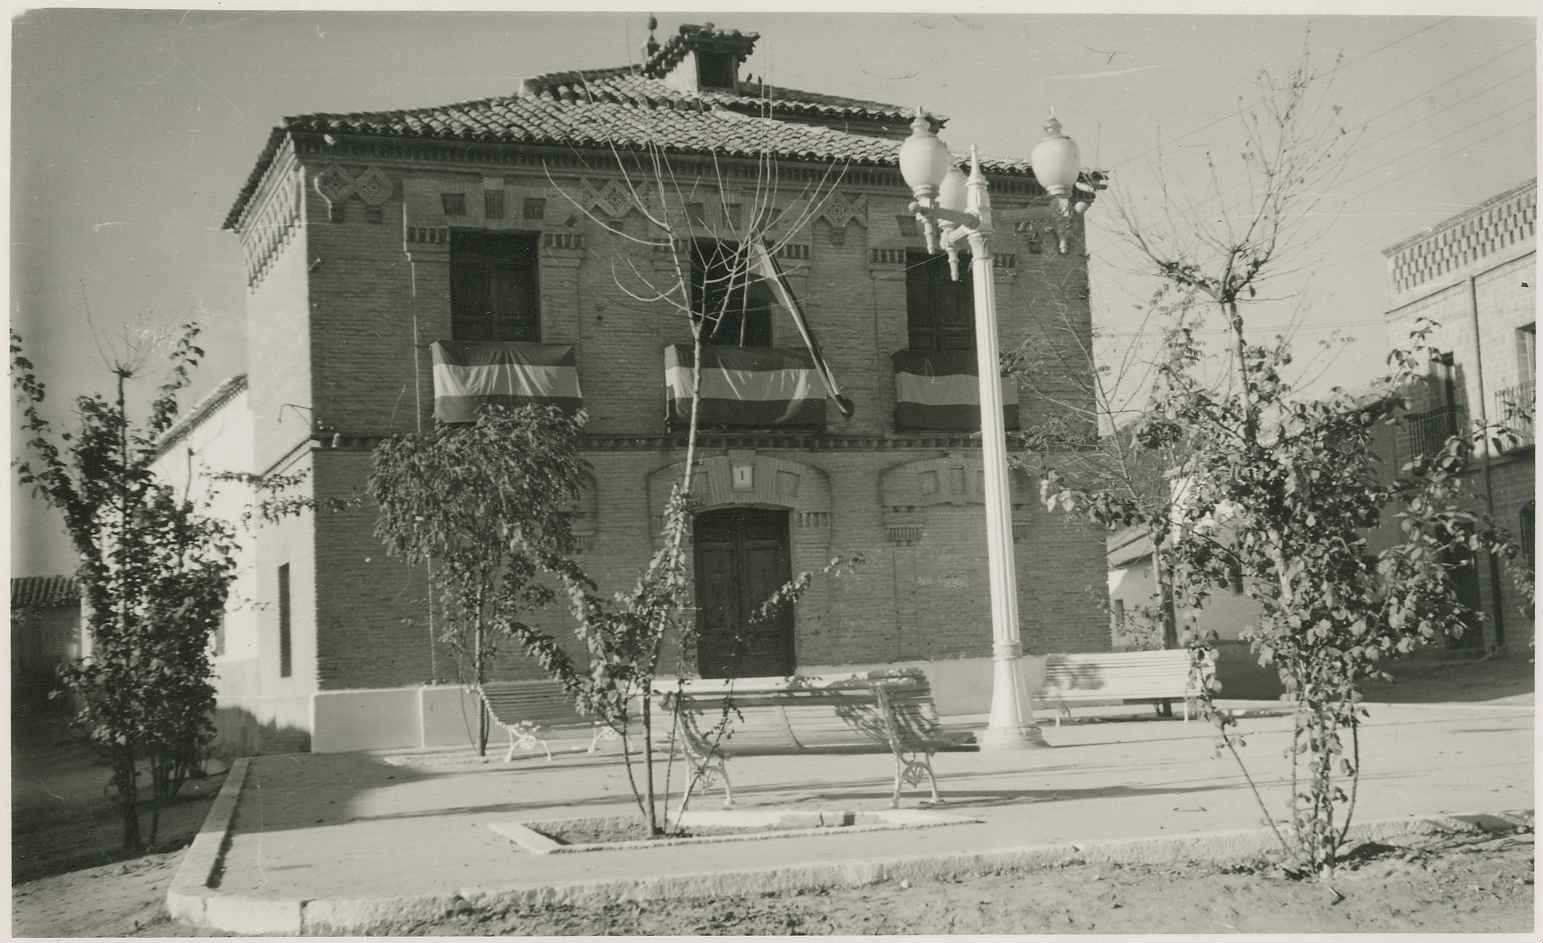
222 22 1045 231
225 94 1026 230
11 575 80 609
154 374 248 459
519 69 916 124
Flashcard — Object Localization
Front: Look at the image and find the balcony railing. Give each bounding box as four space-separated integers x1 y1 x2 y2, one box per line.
1493 382 1535 452
1403 405 1462 461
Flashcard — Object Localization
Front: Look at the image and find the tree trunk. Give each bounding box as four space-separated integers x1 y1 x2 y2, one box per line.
119 747 142 852
642 693 658 835
1152 540 1181 650
474 617 488 757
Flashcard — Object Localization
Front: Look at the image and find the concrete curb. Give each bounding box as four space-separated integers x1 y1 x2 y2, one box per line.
170 759 1524 937
165 757 255 929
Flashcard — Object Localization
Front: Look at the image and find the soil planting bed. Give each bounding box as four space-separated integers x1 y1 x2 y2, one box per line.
386 829 1537 935
494 808 980 854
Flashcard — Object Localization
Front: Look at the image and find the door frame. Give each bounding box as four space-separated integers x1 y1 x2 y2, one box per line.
691 506 796 678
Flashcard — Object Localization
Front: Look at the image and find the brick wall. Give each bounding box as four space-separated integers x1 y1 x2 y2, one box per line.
233 150 1108 691
1383 179 1536 652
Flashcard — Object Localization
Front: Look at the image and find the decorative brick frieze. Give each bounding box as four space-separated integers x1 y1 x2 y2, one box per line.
878 453 1034 547
646 453 833 544
883 507 925 545
1386 179 1537 295
239 170 304 287
312 164 394 225
405 225 450 246
541 231 585 252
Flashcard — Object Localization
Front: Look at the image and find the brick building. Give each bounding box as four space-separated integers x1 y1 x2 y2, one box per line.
214 22 1107 752
1382 178 1536 653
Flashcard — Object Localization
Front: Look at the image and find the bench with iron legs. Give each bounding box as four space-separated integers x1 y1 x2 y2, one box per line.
1035 649 1213 725
659 668 976 812
479 680 617 761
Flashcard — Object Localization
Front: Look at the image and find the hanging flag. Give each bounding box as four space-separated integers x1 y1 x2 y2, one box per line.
430 341 582 423
891 349 1019 431
748 240 855 418
664 344 826 427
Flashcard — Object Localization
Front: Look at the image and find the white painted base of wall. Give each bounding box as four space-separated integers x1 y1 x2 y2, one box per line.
310 685 486 753
212 693 315 756
797 656 1047 718
279 658 1055 755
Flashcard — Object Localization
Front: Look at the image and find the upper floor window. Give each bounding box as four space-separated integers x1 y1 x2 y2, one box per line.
906 250 975 352
691 240 771 347
450 231 540 342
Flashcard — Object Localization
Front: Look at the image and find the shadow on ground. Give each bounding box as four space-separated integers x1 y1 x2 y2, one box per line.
1358 655 1534 704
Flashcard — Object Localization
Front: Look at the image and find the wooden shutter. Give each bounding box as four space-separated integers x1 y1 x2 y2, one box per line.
451 232 540 342
906 251 974 352
693 240 771 347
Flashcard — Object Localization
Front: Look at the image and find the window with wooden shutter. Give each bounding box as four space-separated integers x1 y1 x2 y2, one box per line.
906 250 974 352
691 239 771 347
450 231 541 342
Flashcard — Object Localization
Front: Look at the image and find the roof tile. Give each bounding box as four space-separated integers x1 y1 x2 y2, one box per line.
224 26 1040 231
11 575 80 609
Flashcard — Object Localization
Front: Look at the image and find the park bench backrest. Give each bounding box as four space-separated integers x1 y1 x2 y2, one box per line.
480 680 589 728
661 671 946 754
1039 650 1199 700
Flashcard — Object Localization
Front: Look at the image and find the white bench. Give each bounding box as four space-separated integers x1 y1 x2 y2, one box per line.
1036 649 1211 725
480 680 616 761
660 668 976 811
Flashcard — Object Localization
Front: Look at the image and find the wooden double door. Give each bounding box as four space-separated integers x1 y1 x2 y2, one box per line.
693 508 795 678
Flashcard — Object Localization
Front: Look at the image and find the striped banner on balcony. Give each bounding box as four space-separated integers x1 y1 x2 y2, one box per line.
892 349 1019 431
664 344 827 428
430 341 582 423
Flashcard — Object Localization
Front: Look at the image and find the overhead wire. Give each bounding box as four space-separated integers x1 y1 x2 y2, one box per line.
1100 17 1456 171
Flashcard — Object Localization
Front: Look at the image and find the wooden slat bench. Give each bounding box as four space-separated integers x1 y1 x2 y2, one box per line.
1036 649 1212 725
480 680 616 762
659 668 976 812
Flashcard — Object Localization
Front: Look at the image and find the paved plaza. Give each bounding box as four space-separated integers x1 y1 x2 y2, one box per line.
190 698 1531 930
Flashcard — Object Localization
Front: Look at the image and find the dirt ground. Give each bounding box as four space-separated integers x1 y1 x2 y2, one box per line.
10 713 225 937
383 830 1535 936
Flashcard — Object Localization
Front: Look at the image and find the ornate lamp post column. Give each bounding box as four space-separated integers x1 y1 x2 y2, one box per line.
898 108 1087 750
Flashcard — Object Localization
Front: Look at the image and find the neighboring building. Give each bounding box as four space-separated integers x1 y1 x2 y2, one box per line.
148 375 301 753
1105 513 1280 700
1382 178 1536 654
209 20 1108 752
10 575 82 712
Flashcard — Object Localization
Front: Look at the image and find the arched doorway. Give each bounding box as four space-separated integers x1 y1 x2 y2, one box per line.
693 507 795 678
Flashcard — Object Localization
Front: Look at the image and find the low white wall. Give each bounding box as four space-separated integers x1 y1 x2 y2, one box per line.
212 693 314 756
311 687 424 753
301 659 1057 755
797 656 1048 718
420 685 487 749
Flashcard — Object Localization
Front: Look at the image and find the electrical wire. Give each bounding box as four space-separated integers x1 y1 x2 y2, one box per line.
1101 17 1456 171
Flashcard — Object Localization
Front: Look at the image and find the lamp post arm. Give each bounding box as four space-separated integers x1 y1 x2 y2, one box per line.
908 202 981 230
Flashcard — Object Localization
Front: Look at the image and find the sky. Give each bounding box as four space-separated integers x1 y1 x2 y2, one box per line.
9 5 1538 576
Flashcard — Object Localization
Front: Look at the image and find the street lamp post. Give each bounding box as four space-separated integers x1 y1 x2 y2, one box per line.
898 108 1086 750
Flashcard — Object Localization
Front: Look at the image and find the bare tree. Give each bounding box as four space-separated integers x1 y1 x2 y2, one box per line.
490 85 861 835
